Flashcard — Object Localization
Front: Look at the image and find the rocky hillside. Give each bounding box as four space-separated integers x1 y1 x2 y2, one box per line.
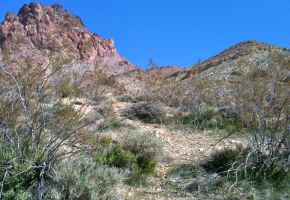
191 40 289 79
160 41 289 81
187 41 290 105
115 41 289 112
0 3 289 200
0 3 138 75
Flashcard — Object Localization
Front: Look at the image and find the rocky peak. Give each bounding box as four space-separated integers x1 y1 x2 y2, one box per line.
17 3 84 28
0 3 138 75
4 12 18 22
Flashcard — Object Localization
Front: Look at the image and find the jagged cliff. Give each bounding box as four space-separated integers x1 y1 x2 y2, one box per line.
0 3 138 75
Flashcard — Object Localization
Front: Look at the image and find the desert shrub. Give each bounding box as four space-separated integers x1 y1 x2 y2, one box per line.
121 102 166 123
161 181 178 192
123 132 161 184
48 156 124 200
1 156 124 200
95 144 153 185
96 144 137 169
0 63 93 199
230 80 289 183
95 132 161 185
52 101 75 118
202 104 289 195
220 54 290 184
177 108 241 131
1 190 34 200
123 132 162 161
80 69 126 101
191 109 219 129
99 136 114 147
203 146 246 174
241 125 290 183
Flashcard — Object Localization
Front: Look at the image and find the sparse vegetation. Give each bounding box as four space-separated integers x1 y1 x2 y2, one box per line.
121 102 166 123
176 108 241 132
0 3 289 199
167 164 200 180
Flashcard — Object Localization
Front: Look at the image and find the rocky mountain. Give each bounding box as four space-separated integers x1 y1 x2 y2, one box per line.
116 40 289 111
0 3 288 104
0 3 138 75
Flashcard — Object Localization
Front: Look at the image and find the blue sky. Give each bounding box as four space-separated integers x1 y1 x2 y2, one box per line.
1 1 290 69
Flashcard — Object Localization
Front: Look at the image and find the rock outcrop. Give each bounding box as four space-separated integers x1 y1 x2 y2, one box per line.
0 3 138 75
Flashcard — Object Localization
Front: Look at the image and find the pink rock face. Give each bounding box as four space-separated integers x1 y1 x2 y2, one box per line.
0 3 138 75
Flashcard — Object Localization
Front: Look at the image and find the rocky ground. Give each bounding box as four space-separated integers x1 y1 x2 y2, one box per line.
90 96 247 199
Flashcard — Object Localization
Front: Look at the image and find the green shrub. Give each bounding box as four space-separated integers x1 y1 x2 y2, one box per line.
95 132 161 185
136 156 157 175
178 108 241 131
96 144 137 169
123 132 161 184
96 143 157 179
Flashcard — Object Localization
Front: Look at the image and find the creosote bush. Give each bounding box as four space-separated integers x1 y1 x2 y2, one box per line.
0 63 94 199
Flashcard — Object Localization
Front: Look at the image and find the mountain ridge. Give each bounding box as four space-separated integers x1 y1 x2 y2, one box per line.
0 2 138 75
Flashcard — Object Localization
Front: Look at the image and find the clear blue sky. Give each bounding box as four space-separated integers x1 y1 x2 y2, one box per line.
1 1 290 69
